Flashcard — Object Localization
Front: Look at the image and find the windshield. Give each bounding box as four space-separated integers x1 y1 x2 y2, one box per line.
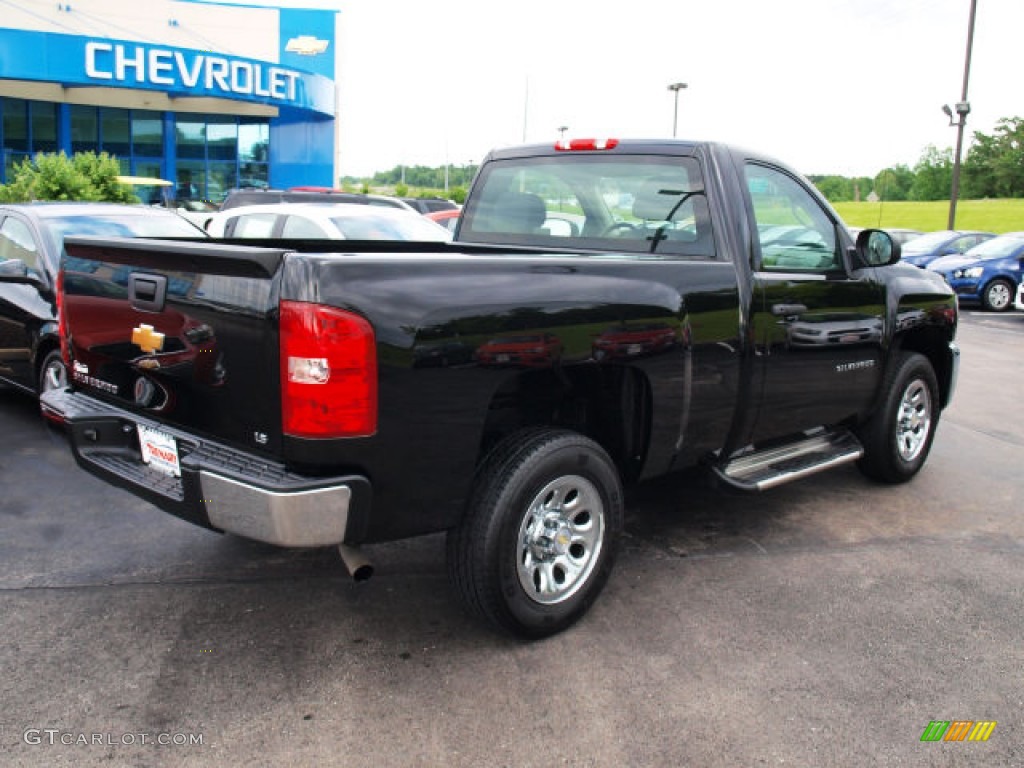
40 212 204 261
459 155 714 258
128 184 172 206
964 235 1024 259
902 231 954 251
44 212 204 245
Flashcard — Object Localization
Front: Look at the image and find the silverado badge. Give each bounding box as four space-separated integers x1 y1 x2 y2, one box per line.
132 324 165 354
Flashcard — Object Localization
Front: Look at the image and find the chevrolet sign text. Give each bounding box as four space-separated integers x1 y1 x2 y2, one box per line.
85 42 300 101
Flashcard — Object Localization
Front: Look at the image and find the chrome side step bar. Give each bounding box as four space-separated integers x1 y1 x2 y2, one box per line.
713 430 863 492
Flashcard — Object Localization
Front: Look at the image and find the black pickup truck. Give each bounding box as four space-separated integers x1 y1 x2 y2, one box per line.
42 138 959 637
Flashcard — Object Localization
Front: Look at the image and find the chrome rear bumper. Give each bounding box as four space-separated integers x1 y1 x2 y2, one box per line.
41 387 370 548
200 471 352 547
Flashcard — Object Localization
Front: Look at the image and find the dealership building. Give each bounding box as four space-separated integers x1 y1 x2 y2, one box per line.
0 0 338 201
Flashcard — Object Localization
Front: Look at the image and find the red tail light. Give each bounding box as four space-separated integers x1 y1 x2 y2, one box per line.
554 138 620 151
279 301 377 438
56 269 70 366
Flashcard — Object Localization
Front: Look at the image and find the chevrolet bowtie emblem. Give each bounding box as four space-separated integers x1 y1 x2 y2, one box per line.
132 324 165 354
285 35 329 55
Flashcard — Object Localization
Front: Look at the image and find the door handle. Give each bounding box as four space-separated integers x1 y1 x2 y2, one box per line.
129 273 168 312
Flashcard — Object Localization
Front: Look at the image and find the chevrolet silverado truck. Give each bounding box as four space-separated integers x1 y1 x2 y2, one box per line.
41 138 959 638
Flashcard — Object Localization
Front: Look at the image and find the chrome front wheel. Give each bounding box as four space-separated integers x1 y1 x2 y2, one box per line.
857 352 940 484
38 350 67 394
895 377 932 462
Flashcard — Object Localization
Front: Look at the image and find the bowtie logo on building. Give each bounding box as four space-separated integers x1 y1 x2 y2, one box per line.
285 36 329 56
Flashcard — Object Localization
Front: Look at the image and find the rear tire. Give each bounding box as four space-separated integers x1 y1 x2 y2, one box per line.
447 428 623 638
856 352 939 483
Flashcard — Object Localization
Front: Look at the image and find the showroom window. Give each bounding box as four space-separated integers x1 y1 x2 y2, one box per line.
72 106 165 176
70 105 98 154
239 122 270 191
131 111 163 179
1 99 58 181
1 100 270 195
100 110 131 162
174 114 269 202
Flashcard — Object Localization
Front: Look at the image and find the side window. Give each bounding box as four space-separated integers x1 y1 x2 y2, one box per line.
0 217 41 275
953 235 979 254
746 164 839 272
230 213 278 238
281 215 329 238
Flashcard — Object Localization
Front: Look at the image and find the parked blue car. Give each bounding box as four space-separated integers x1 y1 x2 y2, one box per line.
927 232 1024 312
901 229 996 268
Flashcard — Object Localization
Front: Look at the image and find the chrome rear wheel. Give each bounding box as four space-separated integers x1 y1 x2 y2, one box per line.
516 474 605 605
448 429 623 638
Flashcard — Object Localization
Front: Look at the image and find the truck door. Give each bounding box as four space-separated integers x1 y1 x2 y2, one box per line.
744 162 885 445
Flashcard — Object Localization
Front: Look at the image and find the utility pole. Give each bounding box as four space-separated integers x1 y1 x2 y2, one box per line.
946 0 978 230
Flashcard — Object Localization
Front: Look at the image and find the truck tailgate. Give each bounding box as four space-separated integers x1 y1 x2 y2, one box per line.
61 236 287 456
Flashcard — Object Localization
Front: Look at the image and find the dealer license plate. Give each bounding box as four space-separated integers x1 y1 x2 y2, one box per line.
137 424 181 477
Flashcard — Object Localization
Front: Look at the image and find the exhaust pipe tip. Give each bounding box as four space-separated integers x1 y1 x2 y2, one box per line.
338 544 374 582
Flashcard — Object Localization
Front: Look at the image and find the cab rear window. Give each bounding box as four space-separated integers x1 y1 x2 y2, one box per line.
459 155 715 258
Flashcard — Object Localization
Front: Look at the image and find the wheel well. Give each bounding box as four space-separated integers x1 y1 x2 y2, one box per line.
34 338 61 377
31 337 65 393
478 365 651 483
894 328 955 408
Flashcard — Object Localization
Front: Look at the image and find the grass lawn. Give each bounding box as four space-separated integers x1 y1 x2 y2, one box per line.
832 199 1024 234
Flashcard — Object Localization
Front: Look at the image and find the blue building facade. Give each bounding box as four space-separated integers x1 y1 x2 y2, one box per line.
0 1 338 201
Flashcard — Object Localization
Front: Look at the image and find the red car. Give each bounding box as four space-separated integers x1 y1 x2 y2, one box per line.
425 208 460 233
475 332 562 367
592 323 678 360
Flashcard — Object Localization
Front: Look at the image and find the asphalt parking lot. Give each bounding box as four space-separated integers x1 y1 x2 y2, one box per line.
1 311 1022 767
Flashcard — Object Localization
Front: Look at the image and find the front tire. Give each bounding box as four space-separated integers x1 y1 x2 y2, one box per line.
981 278 1014 312
856 352 940 483
447 429 624 638
38 349 67 395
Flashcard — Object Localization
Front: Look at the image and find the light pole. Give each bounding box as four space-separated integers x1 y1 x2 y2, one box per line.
558 125 569 141
944 0 977 230
667 82 687 138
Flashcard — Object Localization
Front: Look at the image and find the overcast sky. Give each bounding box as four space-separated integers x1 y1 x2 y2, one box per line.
331 0 1023 180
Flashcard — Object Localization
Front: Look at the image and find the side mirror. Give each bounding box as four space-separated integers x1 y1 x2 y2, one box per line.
852 229 900 268
0 258 30 278
0 259 50 295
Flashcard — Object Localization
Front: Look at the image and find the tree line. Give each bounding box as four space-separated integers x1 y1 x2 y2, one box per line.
810 116 1024 202
349 116 1024 206
5 117 1021 206
341 164 479 198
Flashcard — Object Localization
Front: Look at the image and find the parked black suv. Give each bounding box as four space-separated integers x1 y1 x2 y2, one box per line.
400 197 459 214
0 202 205 405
